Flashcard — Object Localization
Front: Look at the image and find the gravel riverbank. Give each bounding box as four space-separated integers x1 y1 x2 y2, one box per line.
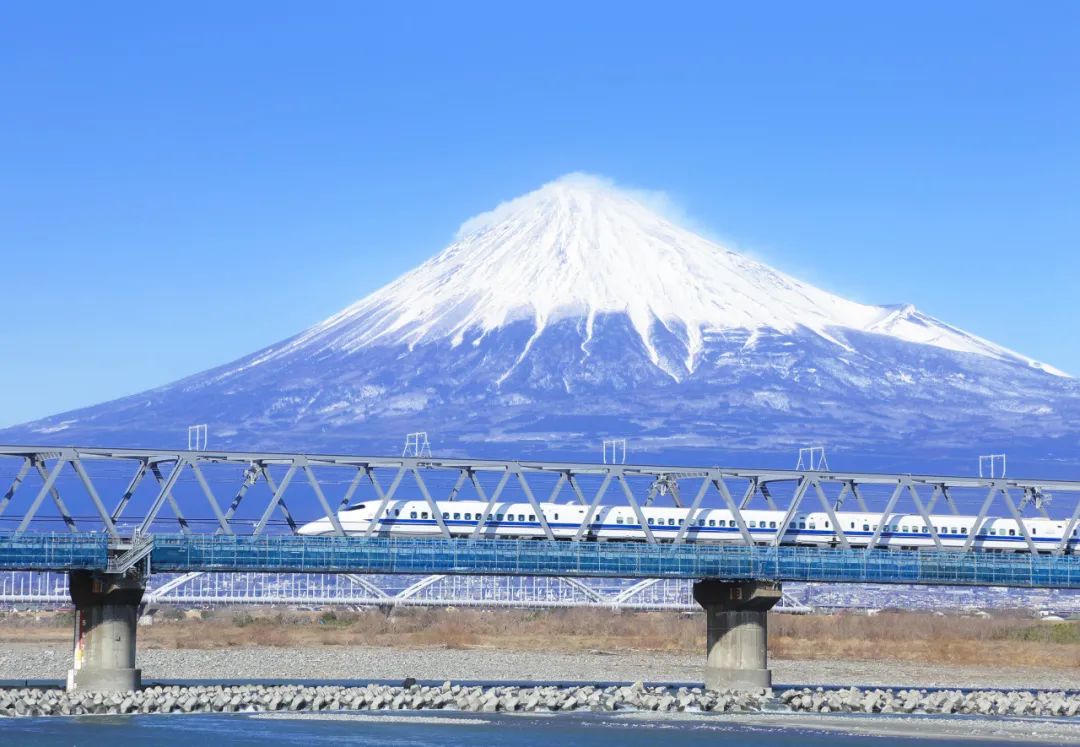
1 643 1076 691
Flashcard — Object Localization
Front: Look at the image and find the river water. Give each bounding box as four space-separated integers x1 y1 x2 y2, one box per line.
1 711 1058 746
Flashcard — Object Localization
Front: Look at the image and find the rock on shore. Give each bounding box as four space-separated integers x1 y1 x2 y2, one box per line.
0 682 762 717
780 686 1080 718
1 682 1078 718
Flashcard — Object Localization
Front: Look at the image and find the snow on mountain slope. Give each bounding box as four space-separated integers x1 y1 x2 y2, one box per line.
2 173 1076 471
233 174 1065 382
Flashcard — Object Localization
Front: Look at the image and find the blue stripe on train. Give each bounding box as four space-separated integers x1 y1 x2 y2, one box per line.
373 518 1076 545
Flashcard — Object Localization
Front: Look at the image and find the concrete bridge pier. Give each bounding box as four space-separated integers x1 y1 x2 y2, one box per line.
66 570 144 692
693 579 782 691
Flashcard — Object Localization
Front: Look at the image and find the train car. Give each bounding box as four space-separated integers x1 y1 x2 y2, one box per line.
297 499 1079 553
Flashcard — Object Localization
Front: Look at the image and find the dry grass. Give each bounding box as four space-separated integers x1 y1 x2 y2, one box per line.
142 608 703 653
770 611 1080 668
1 607 1077 669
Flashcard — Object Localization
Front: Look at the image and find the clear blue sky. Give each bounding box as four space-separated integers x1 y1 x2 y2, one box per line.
1 2 1077 427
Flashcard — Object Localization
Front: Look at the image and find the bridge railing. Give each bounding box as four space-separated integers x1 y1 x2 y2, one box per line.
0 532 107 570
2 532 1078 588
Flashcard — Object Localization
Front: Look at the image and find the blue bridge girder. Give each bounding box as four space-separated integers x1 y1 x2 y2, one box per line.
1 533 1079 588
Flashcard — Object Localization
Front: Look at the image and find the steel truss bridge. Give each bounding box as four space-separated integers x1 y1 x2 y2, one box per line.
1 445 1079 588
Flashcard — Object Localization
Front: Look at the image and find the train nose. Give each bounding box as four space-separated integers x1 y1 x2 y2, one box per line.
297 519 326 536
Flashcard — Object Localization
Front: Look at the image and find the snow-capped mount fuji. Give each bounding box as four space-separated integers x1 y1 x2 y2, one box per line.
5 174 1079 473
239 174 1062 382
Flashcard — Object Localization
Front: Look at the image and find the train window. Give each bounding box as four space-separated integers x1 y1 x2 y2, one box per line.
749 521 757 528
453 513 461 520
862 524 869 531
1009 529 1016 536
496 513 503 521
616 517 623 524
421 512 428 520
410 511 417 519
961 527 967 533
707 519 714 527
554 513 559 520
1030 528 1036 535
647 517 654 524
729 521 736 528
799 522 806 529
678 519 685 526
529 515 536 522
443 512 450 520
824 521 830 529
770 521 777 529
989 529 996 535
668 518 676 526
698 519 706 526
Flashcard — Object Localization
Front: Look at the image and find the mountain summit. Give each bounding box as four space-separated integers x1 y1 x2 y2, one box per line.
245 174 1062 382
5 174 1078 471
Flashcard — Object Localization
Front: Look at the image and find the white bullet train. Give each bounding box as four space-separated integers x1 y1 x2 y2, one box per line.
298 499 1080 553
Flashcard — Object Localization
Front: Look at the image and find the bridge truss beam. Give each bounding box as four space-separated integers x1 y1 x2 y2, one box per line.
0 570 813 613
0 445 1077 555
